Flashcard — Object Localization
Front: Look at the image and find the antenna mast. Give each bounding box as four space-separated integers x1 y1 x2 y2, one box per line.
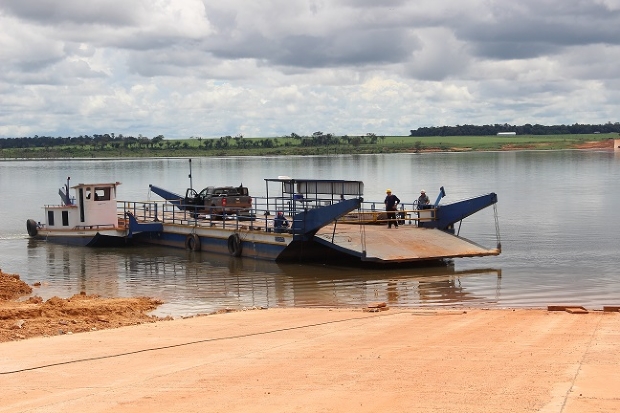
188 159 193 189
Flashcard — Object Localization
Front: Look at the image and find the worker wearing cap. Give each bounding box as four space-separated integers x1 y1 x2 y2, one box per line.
384 189 400 228
418 189 430 209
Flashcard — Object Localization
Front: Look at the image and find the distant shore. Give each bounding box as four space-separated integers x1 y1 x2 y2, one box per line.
0 135 615 159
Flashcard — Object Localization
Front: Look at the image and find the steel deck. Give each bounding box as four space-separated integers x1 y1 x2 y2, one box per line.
314 223 500 263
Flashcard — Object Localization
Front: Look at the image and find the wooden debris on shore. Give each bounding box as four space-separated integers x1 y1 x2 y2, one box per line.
547 305 588 314
364 302 389 312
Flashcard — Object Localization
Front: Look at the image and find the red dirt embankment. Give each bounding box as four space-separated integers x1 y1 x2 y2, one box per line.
571 139 615 149
0 269 166 342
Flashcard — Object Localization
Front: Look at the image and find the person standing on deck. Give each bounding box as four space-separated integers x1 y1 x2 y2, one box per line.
384 189 400 228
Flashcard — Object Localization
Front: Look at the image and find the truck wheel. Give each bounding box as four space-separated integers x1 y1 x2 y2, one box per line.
227 233 242 257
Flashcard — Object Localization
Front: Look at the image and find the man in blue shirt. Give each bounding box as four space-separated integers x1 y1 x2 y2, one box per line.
273 211 289 233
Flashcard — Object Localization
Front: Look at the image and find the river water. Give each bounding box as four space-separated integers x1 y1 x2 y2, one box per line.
1 150 619 316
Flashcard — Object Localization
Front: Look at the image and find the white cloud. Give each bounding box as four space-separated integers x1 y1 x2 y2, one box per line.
0 0 619 138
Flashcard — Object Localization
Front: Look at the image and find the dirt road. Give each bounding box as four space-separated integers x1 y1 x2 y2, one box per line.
1 307 619 413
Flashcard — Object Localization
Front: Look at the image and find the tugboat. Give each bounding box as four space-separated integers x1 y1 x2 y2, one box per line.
26 177 132 246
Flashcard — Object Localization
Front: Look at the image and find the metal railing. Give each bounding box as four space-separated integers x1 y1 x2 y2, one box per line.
116 198 303 235
116 197 437 232
339 200 437 226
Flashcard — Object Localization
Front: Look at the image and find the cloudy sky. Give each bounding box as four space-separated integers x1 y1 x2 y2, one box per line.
1 0 619 139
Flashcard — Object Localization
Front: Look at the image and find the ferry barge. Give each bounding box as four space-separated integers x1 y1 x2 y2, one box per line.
27 177 501 264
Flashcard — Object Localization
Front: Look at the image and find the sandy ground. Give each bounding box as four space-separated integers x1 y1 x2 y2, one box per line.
2 269 620 412
2 307 619 413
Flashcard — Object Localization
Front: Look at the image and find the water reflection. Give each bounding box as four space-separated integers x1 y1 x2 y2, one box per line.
415 268 502 305
35 240 123 298
28 240 501 317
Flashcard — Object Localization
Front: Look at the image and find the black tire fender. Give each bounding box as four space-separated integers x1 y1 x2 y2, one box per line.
26 219 38 237
185 233 201 251
227 233 242 257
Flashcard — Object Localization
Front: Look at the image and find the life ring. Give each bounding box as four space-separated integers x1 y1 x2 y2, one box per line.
185 233 201 251
227 233 242 257
26 219 38 237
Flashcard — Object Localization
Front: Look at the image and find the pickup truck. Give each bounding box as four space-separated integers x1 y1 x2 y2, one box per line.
149 183 254 219
184 184 252 216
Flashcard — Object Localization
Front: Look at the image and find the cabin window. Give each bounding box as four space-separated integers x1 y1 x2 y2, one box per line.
94 187 110 201
62 211 69 226
85 187 92 200
79 188 85 222
47 210 55 226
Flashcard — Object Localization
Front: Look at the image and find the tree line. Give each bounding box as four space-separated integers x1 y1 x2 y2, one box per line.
410 122 620 137
0 131 385 150
0 133 166 150
2 123 618 151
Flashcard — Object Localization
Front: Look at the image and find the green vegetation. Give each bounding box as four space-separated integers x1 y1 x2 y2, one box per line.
410 122 620 136
0 132 616 159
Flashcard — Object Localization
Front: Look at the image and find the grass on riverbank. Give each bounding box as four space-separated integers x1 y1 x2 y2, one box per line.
0 134 616 159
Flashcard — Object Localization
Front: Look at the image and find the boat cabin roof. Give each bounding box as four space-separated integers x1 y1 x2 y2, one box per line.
71 182 121 189
265 178 364 196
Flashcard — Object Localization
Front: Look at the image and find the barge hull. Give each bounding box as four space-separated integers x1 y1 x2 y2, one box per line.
35 230 130 247
133 225 292 261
